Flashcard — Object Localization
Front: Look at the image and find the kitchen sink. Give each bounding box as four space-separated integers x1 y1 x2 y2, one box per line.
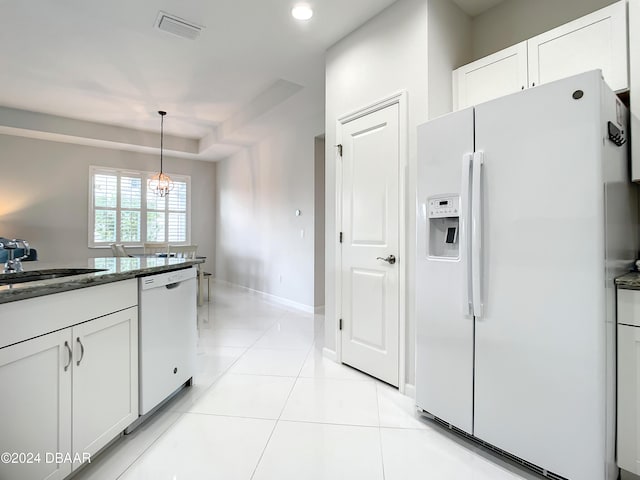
0 268 107 286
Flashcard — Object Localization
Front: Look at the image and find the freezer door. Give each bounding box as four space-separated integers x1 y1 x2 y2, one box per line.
473 71 607 479
416 108 474 434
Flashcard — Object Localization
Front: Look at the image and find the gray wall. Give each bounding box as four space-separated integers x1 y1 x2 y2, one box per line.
471 0 617 60
0 134 216 267
214 112 323 309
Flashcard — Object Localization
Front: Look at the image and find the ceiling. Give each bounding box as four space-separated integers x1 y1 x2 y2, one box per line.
0 0 505 160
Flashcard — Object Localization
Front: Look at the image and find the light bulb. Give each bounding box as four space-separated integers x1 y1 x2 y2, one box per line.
291 5 313 20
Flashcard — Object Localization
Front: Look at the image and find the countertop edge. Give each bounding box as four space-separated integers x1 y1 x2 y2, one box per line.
615 271 640 290
0 259 204 305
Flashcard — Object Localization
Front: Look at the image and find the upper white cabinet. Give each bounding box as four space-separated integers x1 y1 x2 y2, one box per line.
454 1 628 110
453 42 528 110
528 2 628 91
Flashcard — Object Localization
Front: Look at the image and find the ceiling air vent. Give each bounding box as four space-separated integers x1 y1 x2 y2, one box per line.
155 11 203 40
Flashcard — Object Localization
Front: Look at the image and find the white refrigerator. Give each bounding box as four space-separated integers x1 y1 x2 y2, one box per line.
416 70 637 480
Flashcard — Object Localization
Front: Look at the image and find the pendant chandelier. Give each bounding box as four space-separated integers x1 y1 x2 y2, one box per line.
149 110 174 197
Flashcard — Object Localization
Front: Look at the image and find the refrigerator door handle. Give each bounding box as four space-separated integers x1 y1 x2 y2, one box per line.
461 153 473 316
471 151 484 318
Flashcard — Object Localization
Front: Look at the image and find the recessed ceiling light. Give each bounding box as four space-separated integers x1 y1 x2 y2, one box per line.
291 5 313 21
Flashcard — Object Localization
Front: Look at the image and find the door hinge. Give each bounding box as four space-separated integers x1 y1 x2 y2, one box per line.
339 232 343 243
335 144 343 157
339 318 343 330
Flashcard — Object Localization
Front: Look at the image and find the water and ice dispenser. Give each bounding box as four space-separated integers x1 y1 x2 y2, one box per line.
427 195 460 259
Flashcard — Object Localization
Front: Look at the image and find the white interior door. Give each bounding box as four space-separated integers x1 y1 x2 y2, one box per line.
340 103 400 386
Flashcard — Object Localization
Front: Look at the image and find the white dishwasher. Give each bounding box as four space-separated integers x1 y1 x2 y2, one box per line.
138 267 197 415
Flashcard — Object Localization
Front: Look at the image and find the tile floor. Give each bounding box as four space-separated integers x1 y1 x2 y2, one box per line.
73 281 542 480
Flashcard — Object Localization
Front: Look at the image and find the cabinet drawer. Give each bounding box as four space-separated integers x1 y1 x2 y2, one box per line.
0 279 137 348
618 289 640 327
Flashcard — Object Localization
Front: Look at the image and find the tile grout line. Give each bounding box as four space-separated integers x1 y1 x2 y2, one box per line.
248 339 315 479
113 299 285 480
113 400 193 479
167 410 383 429
107 289 315 480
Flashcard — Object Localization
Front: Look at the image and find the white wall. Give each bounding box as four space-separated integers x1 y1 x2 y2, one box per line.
0 134 216 266
325 0 471 386
214 112 324 309
314 136 326 309
325 0 429 384
471 0 617 60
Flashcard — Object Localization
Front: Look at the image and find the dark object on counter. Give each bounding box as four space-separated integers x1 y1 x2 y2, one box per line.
0 237 37 263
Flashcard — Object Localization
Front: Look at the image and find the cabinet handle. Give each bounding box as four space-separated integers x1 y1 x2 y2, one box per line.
76 337 85 366
64 341 72 372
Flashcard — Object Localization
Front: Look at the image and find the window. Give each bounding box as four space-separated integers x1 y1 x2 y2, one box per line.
89 166 191 247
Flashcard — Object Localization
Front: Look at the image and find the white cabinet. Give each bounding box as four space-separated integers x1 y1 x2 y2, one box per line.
618 323 640 475
453 42 528 110
0 330 72 480
528 1 628 92
72 308 138 461
0 280 138 480
454 1 628 110
617 288 640 475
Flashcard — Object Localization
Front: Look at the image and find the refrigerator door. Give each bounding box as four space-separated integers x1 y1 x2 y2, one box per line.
473 71 606 479
416 108 475 434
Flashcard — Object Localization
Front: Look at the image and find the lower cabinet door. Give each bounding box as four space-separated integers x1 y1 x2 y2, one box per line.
72 307 138 468
0 329 72 480
618 324 640 475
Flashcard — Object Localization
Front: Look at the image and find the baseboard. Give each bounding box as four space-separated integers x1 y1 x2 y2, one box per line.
212 278 314 313
314 305 325 315
404 383 416 399
322 347 338 362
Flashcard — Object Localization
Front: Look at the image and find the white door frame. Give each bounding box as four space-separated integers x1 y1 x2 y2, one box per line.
335 91 408 393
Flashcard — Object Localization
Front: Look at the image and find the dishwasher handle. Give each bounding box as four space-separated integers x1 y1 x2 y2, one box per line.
165 282 182 290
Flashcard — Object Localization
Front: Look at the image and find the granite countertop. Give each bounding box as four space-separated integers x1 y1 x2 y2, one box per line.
616 271 640 290
0 257 204 304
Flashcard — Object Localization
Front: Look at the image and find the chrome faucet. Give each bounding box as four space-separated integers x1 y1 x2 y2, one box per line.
1 239 30 273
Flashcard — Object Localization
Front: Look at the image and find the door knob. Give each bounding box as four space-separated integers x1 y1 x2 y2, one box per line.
377 255 396 265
